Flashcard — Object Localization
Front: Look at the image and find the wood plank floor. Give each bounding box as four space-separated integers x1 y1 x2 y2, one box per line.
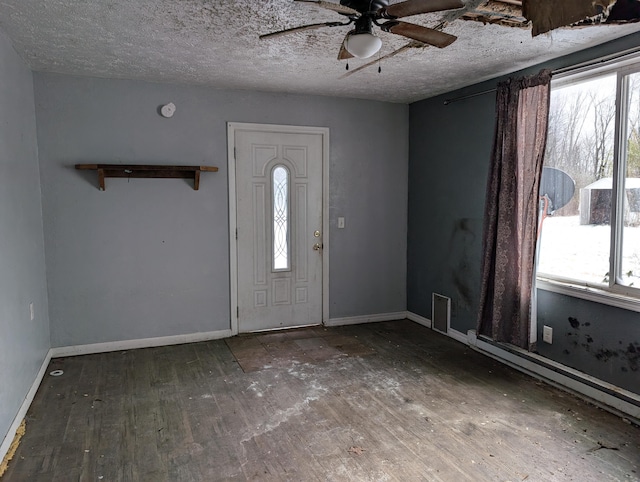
3 320 639 481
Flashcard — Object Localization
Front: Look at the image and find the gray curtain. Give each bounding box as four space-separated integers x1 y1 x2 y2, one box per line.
477 69 552 349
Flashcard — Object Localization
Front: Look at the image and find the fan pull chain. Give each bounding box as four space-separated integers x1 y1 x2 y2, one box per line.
378 52 381 74
346 62 349 71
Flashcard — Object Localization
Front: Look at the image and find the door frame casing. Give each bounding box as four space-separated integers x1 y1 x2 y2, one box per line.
227 122 330 335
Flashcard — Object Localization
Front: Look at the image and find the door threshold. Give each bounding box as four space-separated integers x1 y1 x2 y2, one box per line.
243 323 322 334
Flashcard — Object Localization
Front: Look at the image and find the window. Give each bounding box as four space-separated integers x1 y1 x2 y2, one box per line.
537 59 640 301
272 165 290 271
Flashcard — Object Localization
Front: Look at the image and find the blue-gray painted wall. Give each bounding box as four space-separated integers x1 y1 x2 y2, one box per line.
4 21 640 453
33 74 408 347
537 290 639 393
0 30 50 446
408 32 640 394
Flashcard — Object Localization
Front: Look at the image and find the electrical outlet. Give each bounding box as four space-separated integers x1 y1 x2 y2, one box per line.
543 325 553 344
29 303 34 321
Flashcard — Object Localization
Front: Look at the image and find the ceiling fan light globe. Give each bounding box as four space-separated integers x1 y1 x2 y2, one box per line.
345 33 382 59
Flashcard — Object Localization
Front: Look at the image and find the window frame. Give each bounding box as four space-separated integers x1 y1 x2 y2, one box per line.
536 55 640 309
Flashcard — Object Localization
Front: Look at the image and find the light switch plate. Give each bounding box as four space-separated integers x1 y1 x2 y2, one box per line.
543 325 553 344
338 217 345 229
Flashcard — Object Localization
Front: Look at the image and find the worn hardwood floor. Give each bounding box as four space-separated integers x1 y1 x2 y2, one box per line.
3 320 639 481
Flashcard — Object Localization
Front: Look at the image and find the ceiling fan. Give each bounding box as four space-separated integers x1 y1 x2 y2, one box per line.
260 0 465 60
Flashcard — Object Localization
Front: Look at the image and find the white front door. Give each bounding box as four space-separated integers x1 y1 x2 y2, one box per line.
231 124 326 332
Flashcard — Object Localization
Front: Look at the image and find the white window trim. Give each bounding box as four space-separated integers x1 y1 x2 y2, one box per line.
537 54 640 308
537 278 640 313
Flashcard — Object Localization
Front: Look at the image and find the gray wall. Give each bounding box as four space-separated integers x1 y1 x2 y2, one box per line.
408 32 640 394
34 74 408 347
536 290 639 393
0 30 50 445
407 89 493 333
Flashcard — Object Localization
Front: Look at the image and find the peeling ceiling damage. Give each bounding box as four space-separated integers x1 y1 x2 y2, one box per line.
0 0 638 103
462 0 529 28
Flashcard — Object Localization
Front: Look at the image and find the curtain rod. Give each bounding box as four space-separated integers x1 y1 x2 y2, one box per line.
443 45 640 106
443 88 496 105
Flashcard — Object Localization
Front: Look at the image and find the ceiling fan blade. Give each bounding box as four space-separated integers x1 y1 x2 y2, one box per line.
379 0 464 19
338 32 355 60
381 21 457 48
295 0 360 16
259 21 346 40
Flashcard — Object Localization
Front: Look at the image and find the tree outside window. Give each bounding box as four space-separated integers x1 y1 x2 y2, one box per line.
537 65 640 295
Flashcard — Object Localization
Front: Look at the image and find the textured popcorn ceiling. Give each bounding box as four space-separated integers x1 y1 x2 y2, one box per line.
0 0 638 103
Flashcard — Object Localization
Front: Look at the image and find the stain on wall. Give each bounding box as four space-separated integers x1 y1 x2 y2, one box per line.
447 218 481 315
408 33 640 394
537 290 640 394
563 316 639 373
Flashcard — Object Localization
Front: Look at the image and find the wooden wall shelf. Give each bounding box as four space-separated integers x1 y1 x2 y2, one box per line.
75 164 218 191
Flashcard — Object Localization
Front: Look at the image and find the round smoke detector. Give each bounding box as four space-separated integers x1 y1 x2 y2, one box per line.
160 102 176 118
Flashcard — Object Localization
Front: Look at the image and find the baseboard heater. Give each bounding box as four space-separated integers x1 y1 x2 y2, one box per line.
467 330 640 424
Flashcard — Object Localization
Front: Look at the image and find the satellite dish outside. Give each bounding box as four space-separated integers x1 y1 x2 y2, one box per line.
539 167 575 213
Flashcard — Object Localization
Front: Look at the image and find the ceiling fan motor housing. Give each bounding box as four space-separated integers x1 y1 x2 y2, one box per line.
260 0 461 58
340 0 389 13
354 15 375 34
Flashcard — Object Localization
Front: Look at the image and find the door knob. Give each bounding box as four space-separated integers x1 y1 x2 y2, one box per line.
313 243 323 251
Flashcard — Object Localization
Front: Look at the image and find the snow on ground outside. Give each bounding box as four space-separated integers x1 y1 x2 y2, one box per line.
537 215 640 288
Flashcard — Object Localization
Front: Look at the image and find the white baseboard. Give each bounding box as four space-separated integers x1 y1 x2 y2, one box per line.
51 329 234 358
468 331 640 423
405 314 639 422
405 311 432 328
406 311 466 340
326 311 408 327
445 327 469 345
1 348 52 465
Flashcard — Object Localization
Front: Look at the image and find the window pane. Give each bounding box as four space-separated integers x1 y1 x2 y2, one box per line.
620 72 640 288
538 74 617 285
273 166 289 270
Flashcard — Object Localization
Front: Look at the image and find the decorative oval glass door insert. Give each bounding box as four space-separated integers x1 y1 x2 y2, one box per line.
273 165 289 271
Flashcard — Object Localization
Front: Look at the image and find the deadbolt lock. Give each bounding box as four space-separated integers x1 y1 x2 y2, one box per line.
314 230 321 237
